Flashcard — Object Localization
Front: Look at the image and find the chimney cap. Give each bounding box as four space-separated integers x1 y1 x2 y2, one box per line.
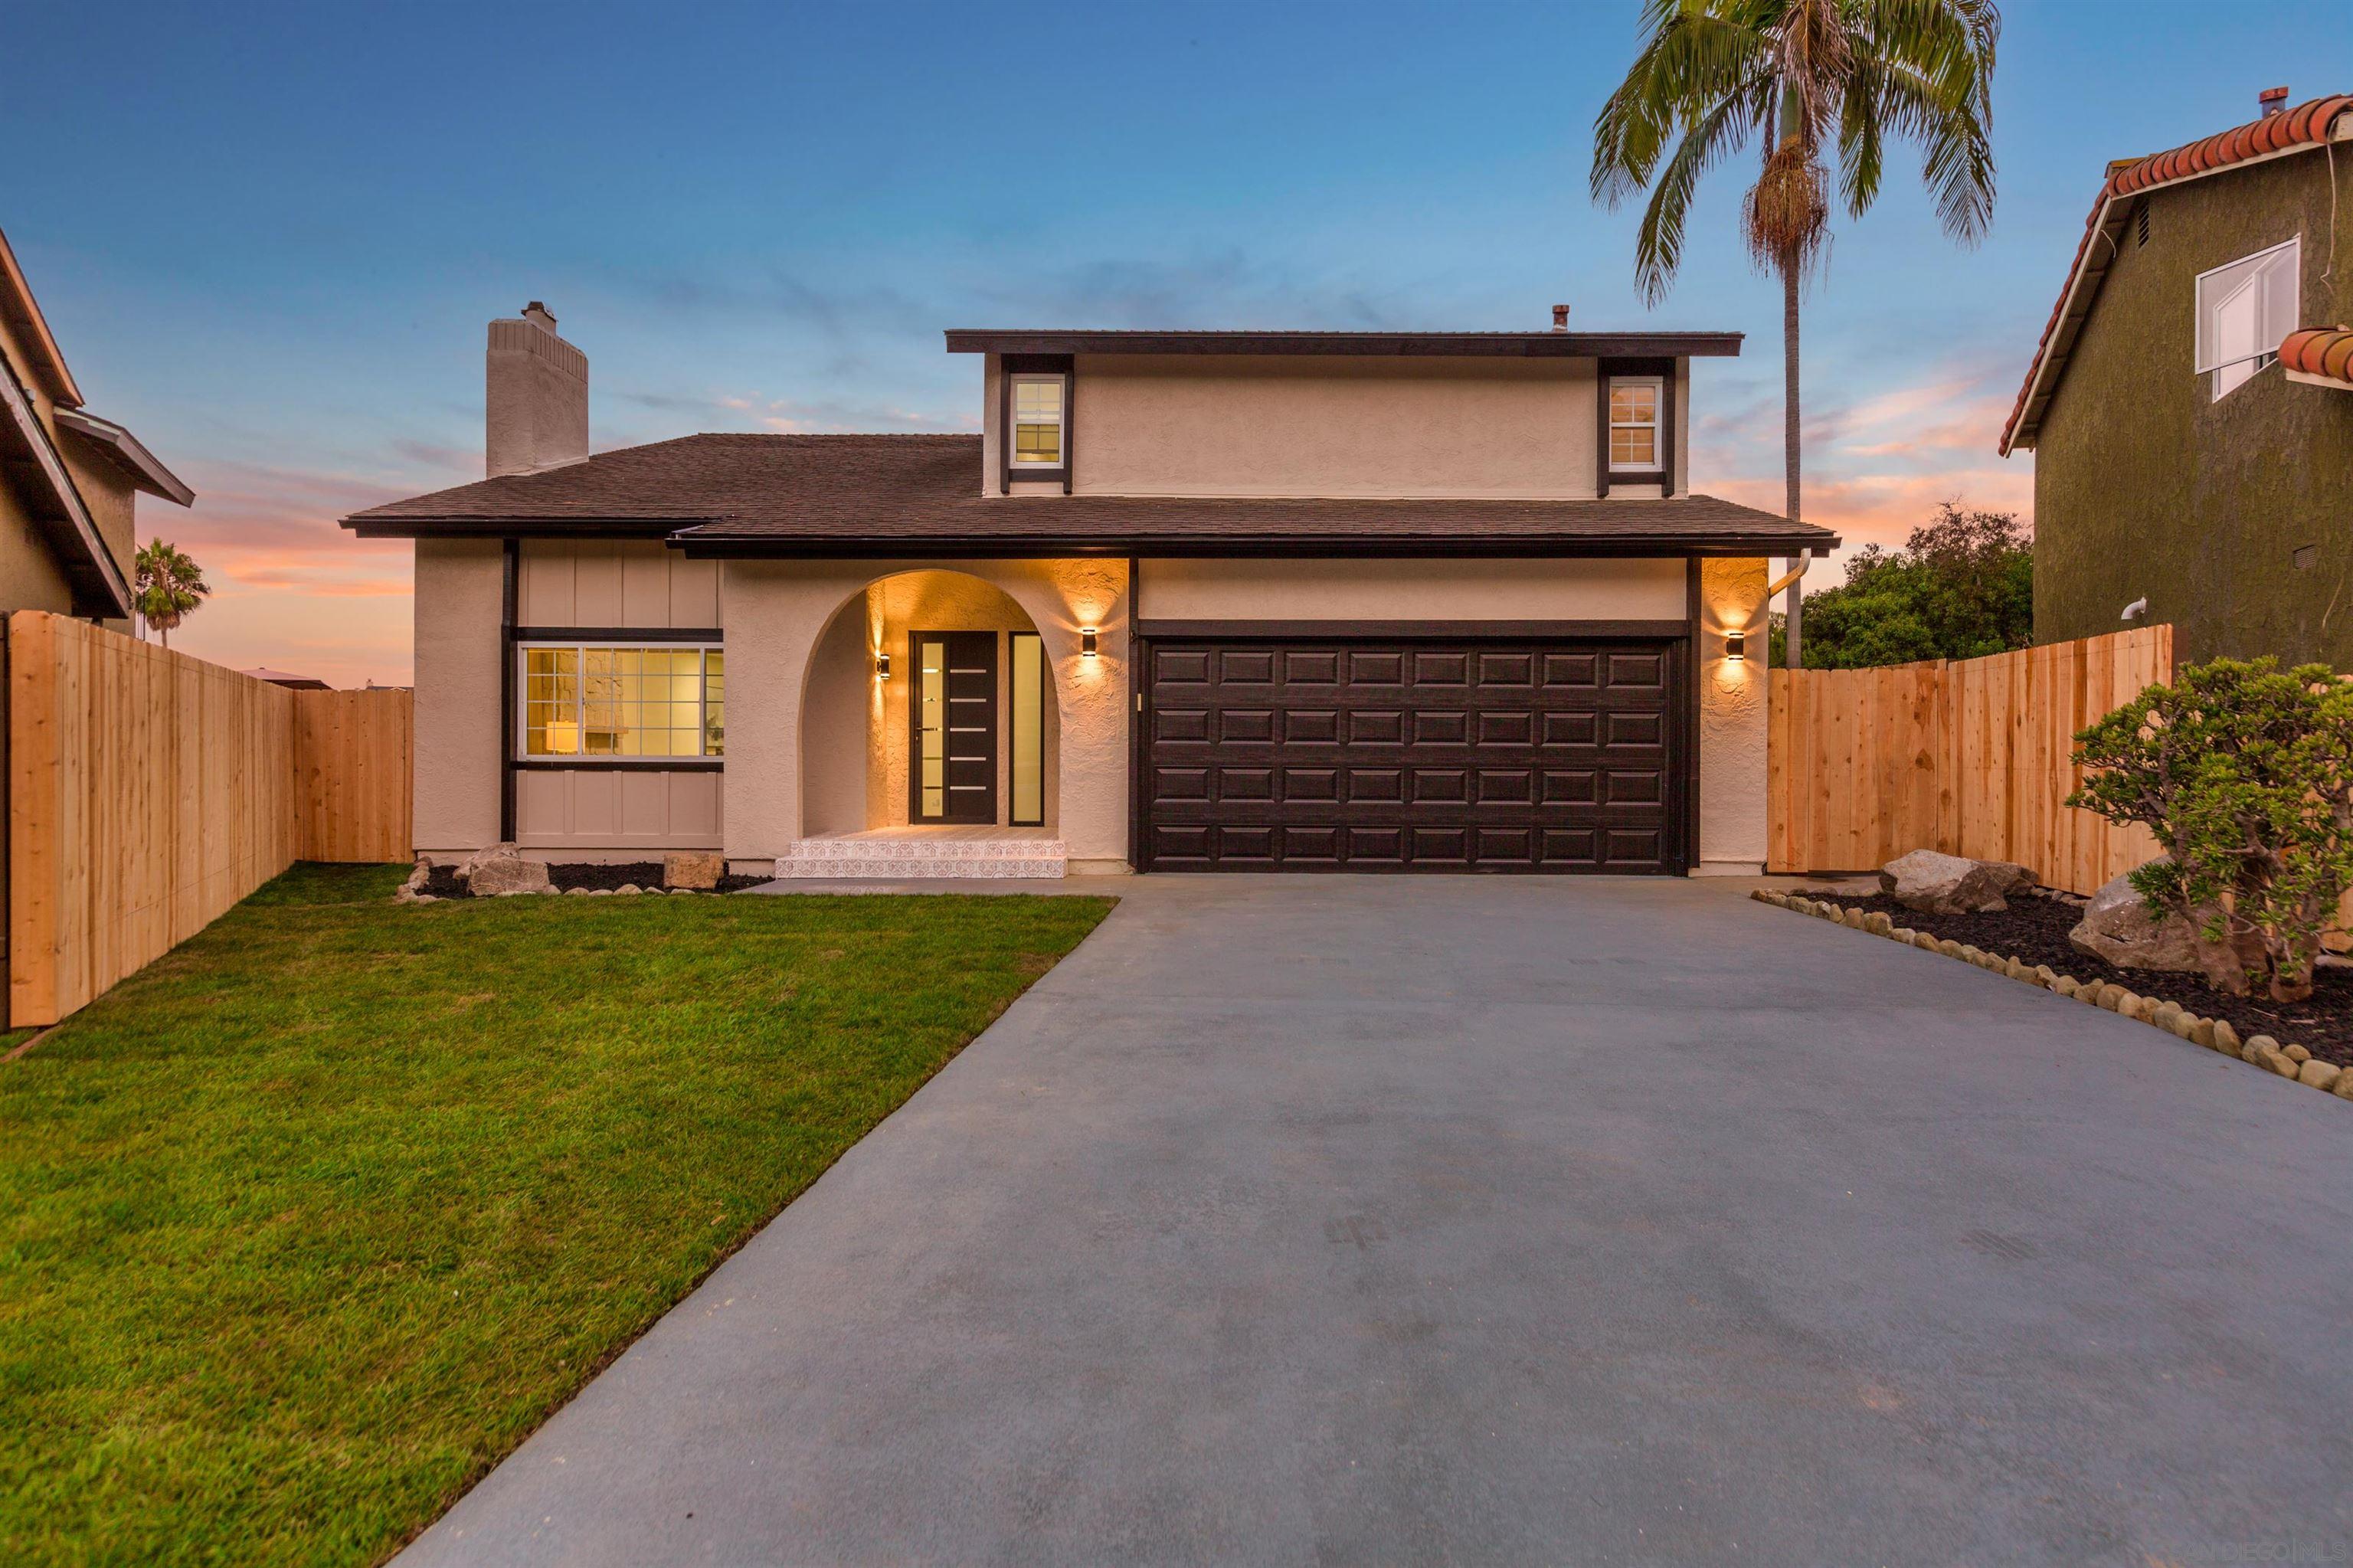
522 300 558 328
1550 303 1570 331
2260 85 2290 114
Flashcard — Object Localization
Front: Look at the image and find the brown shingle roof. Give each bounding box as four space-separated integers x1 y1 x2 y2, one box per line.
342 433 1838 556
2001 93 2353 454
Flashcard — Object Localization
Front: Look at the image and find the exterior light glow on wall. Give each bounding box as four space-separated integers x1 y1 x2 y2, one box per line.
1081 628 1098 658
1723 630 1746 661
876 650 892 681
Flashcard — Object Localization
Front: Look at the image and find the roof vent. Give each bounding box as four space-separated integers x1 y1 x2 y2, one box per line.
2260 86 2290 117
1550 303 1570 332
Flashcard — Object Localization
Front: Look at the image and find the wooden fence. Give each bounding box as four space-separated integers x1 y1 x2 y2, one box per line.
1766 624 2173 894
8 613 412 1026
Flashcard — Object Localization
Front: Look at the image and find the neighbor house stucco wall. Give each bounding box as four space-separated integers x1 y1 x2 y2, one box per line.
726 557 1129 869
2033 151 2353 666
413 538 506 857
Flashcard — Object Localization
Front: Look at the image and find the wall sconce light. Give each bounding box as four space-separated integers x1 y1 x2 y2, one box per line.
1081 628 1098 658
1724 630 1746 661
876 650 892 681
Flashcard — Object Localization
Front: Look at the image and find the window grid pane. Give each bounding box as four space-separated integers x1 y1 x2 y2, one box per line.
521 645 722 758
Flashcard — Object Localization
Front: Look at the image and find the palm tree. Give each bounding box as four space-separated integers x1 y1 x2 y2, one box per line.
133 540 210 649
1592 0 1998 666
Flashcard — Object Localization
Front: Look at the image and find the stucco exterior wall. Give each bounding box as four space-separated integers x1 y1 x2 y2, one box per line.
1071 354 1597 499
413 538 505 857
0 480 78 614
1138 556 1687 621
1697 557 1770 872
726 557 1129 870
2034 151 2353 666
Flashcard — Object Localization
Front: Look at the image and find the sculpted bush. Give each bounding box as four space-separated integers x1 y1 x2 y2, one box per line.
2070 658 2353 1001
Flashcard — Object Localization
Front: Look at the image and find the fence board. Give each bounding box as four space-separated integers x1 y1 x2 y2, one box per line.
1766 625 2174 895
8 614 412 1026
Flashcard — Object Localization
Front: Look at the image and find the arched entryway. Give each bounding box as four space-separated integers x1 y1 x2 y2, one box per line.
794 569 1065 871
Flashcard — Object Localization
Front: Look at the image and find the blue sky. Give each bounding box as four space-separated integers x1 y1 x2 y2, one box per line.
8 0 2350 683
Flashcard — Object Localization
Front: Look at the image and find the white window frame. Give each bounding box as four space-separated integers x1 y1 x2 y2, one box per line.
1008 372 1068 470
515 640 725 761
2195 236 2299 402
1607 375 1665 474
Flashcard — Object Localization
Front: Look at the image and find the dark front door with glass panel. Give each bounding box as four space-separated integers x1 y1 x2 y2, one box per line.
911 631 998 823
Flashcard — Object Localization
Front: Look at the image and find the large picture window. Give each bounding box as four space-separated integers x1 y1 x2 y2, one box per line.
1010 632 1046 827
521 643 724 758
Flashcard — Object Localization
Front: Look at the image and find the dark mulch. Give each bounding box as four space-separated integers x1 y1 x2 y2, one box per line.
421 862 769 899
1808 889 2353 1068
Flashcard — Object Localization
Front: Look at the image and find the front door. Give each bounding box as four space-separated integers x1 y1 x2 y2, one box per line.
911 631 999 824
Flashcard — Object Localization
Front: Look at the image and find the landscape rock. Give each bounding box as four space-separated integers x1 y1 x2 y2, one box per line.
2152 1001 2183 1032
664 850 725 891
615 884 642 896
2247 1036 2298 1077
404 859 431 892
2213 1020 2243 1059
2189 1017 2216 1049
2299 1060 2342 1092
1939 939 1965 959
2284 1043 2312 1064
2335 1071 2353 1101
2053 976 2078 998
455 843 551 897
1878 849 2036 915
2067 863 2210 973
1914 933 1940 952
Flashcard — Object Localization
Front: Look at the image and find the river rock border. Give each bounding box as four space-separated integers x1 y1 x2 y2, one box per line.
1752 889 2353 1105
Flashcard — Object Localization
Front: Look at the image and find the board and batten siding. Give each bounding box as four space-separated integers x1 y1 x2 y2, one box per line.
512 541 722 855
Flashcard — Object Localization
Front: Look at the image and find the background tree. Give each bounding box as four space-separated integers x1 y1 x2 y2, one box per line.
1591 0 2000 666
133 540 210 649
1766 501 2031 667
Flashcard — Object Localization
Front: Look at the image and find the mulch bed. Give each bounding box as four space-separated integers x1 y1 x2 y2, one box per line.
1811 889 2353 1069
420 862 769 899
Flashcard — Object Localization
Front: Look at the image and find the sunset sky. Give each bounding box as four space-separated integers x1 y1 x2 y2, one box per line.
8 1 2351 686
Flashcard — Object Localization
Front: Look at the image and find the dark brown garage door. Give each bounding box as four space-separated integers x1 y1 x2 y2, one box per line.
1139 636 1686 873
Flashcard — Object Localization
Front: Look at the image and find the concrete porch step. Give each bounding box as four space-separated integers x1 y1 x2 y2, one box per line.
772 835 1069 880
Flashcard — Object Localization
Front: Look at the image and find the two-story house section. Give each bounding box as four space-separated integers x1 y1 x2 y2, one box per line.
345 307 1836 879
2001 88 2353 665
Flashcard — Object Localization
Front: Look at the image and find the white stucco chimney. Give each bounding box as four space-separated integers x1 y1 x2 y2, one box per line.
485 301 589 477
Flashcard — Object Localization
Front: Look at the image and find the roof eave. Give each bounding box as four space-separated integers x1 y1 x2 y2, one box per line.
667 531 1840 560
0 228 83 408
55 409 195 506
944 329 1745 359
0 353 129 617
341 514 713 539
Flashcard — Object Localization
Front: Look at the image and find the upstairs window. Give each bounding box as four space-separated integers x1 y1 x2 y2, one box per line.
521 644 724 758
2197 237 2299 401
1608 377 1664 472
1010 374 1065 469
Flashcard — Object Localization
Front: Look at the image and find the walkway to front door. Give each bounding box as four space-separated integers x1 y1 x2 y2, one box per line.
398 876 2353 1566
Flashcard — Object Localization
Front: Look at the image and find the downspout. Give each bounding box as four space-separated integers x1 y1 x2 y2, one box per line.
1769 555 1812 667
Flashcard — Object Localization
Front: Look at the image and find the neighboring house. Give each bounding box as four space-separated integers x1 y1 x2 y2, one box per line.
345 303 1835 878
2002 88 2353 666
240 667 333 691
0 225 195 625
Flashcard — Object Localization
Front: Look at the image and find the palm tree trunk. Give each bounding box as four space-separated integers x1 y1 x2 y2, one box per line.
1781 263 1803 669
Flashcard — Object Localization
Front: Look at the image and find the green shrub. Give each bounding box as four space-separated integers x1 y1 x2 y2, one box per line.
2070 656 2353 1001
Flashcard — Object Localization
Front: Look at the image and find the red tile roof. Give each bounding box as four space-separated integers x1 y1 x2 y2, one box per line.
1999 93 2353 454
2280 326 2353 387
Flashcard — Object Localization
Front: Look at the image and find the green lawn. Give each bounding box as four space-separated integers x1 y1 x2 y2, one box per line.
0 865 1112 1566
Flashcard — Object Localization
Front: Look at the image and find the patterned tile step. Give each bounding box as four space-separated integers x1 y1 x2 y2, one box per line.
770 854 1068 880
786 836 1066 862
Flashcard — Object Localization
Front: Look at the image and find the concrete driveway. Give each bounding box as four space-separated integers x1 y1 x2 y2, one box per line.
401 876 2353 1566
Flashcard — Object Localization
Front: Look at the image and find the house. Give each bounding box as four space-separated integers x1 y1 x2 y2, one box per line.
2001 88 2353 666
344 303 1836 878
0 225 195 625
240 667 334 691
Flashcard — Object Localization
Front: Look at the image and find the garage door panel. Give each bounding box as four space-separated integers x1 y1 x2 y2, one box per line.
1144 635 1680 873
